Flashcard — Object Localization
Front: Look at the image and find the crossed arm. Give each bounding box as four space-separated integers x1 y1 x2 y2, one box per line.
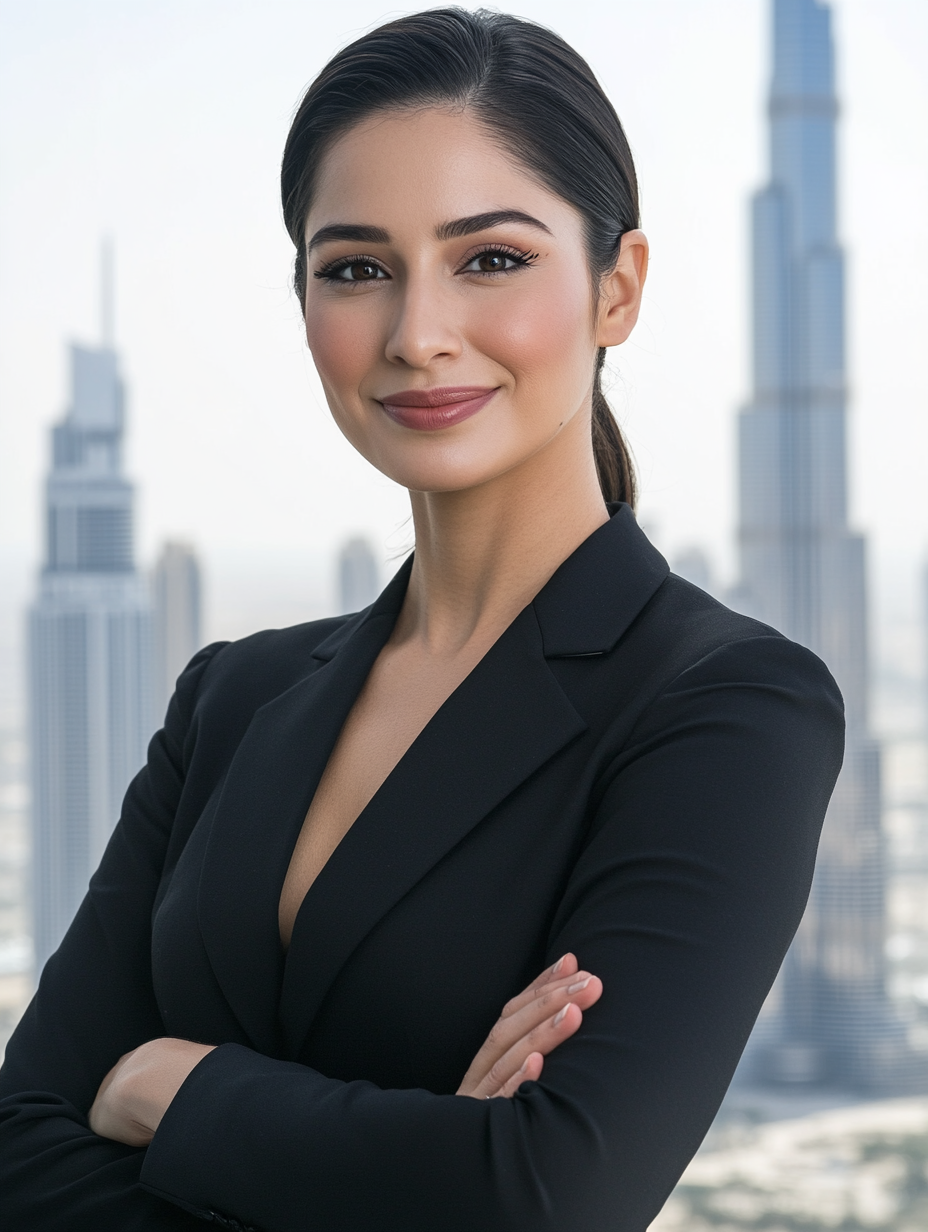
1 634 844 1231
89 953 603 1146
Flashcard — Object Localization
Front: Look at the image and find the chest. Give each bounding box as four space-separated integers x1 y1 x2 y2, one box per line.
151 744 596 1089
148 617 641 1086
278 639 494 947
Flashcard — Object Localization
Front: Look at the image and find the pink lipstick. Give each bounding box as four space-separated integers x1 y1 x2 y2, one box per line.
380 386 498 430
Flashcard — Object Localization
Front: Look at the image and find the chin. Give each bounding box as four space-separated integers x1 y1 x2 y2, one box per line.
373 457 511 496
350 427 527 495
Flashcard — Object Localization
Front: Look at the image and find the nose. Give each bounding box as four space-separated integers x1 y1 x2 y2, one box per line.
384 274 462 369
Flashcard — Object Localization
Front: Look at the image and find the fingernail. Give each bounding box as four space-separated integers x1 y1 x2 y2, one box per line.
554 1005 569 1026
552 955 567 976
520 1058 529 1073
567 977 591 994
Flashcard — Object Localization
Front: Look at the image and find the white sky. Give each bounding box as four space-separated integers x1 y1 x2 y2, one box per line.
1 1 926 641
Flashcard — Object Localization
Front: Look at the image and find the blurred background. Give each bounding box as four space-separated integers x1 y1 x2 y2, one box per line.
1 1 926 1226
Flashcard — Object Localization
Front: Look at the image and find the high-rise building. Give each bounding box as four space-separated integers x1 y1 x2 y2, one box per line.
737 0 922 1090
152 541 203 721
28 258 152 974
337 537 380 614
923 560 928 738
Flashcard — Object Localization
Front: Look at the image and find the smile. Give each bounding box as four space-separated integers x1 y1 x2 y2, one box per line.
379 386 498 431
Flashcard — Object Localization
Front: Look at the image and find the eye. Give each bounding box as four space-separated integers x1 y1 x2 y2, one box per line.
459 246 538 276
314 257 388 283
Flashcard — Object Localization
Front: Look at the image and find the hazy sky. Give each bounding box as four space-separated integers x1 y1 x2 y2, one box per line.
1 1 926 626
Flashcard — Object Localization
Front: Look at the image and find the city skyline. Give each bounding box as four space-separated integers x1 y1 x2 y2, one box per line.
1 1 924 608
26 261 212 975
28 304 154 971
736 0 924 1091
0 1 924 1063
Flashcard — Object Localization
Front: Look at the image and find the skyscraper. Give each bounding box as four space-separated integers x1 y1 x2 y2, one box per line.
152 541 203 721
923 560 928 738
28 256 152 973
737 0 921 1090
337 537 380 614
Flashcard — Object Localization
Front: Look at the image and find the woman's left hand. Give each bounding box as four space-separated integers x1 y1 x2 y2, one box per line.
88 1037 216 1146
457 953 603 1100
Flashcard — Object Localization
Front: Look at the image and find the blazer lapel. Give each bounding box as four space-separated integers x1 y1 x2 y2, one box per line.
198 505 664 1058
197 570 411 1054
279 603 586 1058
533 503 669 656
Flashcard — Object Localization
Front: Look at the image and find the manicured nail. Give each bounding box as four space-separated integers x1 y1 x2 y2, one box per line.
552 955 567 976
554 1005 569 1026
567 977 591 994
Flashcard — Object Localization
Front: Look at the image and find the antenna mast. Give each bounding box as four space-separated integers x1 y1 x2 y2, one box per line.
100 236 115 348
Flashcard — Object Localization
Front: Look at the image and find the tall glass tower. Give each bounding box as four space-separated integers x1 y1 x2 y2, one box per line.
337 536 380 614
152 541 203 721
28 257 152 974
738 0 924 1090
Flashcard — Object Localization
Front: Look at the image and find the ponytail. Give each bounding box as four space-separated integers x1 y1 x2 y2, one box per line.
591 348 636 508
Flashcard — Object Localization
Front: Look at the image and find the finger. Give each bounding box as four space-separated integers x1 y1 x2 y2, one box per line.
500 973 603 1042
477 1002 585 1099
500 961 601 1025
500 954 578 1018
534 952 577 988
459 974 602 1095
491 1051 545 1100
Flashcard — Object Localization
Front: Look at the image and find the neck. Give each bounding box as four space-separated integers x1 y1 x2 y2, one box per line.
396 411 609 656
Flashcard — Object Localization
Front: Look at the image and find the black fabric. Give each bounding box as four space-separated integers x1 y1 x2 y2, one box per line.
0 505 844 1231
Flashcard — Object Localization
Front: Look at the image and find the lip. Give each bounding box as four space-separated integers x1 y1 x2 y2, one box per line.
379 386 498 431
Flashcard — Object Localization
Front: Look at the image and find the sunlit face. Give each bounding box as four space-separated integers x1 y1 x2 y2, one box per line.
302 106 639 494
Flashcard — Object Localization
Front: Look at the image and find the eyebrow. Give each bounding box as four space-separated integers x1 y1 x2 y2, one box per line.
306 224 390 252
436 210 553 240
306 210 552 253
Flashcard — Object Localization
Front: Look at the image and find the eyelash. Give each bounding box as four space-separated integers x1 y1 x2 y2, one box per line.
312 244 540 284
313 254 385 283
462 245 540 276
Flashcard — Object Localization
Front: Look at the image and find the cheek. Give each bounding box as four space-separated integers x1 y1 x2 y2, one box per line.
472 276 593 392
304 304 378 392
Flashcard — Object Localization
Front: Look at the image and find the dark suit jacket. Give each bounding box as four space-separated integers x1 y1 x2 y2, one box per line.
0 505 844 1232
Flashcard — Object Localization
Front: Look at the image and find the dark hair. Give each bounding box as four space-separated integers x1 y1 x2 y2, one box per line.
281 7 638 506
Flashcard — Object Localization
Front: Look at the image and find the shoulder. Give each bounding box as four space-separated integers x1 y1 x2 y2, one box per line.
199 614 350 692
556 570 845 740
640 573 777 653
537 509 835 711
168 615 354 737
625 574 845 731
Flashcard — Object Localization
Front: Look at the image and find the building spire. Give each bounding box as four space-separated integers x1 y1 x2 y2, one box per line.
734 0 924 1093
100 235 115 349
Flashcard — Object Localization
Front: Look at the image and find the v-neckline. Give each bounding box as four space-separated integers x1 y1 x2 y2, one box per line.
278 616 505 953
194 505 667 1057
276 601 586 1057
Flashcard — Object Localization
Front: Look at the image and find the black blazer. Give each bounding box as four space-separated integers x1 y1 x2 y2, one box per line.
0 505 844 1232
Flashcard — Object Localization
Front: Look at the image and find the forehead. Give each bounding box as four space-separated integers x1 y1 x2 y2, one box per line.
306 106 580 239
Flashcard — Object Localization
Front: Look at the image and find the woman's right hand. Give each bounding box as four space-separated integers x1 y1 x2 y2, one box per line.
456 953 603 1100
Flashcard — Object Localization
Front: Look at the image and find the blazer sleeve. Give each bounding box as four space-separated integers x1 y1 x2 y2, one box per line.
134 634 844 1232
0 644 228 1232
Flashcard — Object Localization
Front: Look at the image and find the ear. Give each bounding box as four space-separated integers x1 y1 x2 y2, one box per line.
595 230 649 348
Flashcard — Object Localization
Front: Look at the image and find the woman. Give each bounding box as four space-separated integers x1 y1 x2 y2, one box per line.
0 9 844 1231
